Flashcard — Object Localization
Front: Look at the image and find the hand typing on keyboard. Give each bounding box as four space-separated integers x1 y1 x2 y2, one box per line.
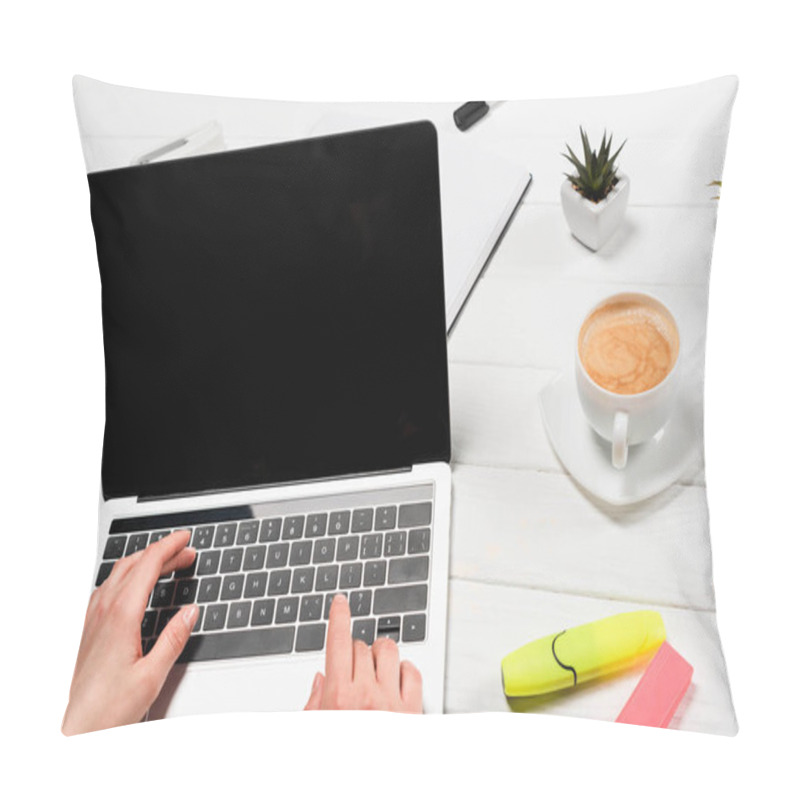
304 594 423 713
62 530 199 735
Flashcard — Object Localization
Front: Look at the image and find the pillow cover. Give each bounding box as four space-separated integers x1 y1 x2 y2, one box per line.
72 75 738 734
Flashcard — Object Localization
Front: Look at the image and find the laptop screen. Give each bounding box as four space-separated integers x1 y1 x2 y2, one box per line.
89 122 450 500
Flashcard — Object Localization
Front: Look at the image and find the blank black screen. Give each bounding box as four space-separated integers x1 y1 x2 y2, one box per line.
89 122 450 500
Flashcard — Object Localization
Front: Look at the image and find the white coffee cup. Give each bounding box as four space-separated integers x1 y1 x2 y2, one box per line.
575 292 681 469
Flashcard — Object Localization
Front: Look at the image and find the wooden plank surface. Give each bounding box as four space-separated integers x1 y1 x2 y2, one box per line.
449 464 715 610
487 204 716 287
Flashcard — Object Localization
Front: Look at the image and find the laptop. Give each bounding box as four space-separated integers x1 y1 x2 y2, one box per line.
87 121 452 717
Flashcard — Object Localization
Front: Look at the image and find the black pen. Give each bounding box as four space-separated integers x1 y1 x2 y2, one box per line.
453 101 503 131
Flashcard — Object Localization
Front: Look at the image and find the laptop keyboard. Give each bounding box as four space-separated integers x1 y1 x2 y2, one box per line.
94 485 435 663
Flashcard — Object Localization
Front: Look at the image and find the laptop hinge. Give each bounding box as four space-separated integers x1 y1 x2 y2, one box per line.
136 466 414 504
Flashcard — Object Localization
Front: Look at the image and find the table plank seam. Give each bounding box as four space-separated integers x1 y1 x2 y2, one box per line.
451 457 704 487
447 576 717 614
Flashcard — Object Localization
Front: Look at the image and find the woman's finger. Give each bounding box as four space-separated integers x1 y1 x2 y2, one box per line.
304 672 325 711
160 547 197 577
143 604 198 689
119 530 192 607
324 595 353 685
352 639 375 686
372 636 401 690
399 660 423 713
97 548 146 592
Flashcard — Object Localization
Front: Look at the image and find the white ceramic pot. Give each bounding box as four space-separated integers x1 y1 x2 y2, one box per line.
560 173 630 252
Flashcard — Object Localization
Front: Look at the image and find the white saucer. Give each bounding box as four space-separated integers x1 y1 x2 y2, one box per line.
539 371 703 505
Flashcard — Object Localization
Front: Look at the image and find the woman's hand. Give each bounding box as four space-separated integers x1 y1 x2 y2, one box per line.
304 594 423 713
62 530 198 735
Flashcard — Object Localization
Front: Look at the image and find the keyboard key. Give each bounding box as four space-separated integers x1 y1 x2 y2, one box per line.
197 551 221 576
103 536 127 560
375 506 397 530
305 513 328 537
175 579 199 605
289 540 312 566
259 518 282 542
377 616 401 641
214 523 237 548
198 577 221 603
251 599 275 626
150 530 171 544
237 520 260 545
398 502 432 528
329 510 350 535
151 582 175 608
402 613 427 642
267 543 289 568
388 556 429 585
126 533 149 556
193 606 204 632
364 560 387 586
156 608 178 635
349 590 372 617
220 574 245 601
296 623 326 652
315 564 339 592
141 610 157 638
352 508 374 533
339 563 363 589
142 639 155 655
360 533 383 559
268 569 292 596
203 604 228 631
227 601 252 629
192 526 215 549
220 548 244 573
300 594 323 621
336 536 359 562
352 618 376 645
373 584 427 614
313 539 336 564
408 528 431 554
384 531 406 557
177 627 295 663
282 515 305 540
244 572 268 598
95 562 114 587
275 597 299 624
291 567 315 594
243 545 266 571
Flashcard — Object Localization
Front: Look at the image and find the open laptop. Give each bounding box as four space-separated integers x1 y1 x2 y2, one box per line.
87 121 452 717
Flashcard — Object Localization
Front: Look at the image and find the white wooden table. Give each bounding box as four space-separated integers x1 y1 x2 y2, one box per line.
76 80 738 733
441 95 737 734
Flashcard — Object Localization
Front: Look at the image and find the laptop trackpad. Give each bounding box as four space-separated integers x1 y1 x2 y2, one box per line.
148 655 324 719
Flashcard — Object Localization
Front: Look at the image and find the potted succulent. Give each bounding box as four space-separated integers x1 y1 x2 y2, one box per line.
561 127 628 251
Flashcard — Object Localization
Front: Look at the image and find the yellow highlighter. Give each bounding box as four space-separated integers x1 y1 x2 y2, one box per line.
501 611 666 697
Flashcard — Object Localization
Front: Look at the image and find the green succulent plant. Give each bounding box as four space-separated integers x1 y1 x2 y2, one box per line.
562 127 626 203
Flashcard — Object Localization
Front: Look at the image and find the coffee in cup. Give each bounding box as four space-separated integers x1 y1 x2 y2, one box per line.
575 293 681 469
578 296 679 396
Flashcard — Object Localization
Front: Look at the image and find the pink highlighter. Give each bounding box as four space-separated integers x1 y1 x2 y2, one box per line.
616 642 693 728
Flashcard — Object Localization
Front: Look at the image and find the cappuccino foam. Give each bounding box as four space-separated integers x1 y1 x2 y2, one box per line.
579 298 679 395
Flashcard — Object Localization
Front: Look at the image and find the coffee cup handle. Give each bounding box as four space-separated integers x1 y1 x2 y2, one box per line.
612 411 629 470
